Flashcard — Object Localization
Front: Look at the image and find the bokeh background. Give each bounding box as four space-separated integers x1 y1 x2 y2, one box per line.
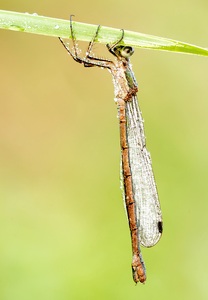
0 1 208 299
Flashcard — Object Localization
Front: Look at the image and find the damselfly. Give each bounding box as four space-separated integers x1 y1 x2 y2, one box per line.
59 17 163 284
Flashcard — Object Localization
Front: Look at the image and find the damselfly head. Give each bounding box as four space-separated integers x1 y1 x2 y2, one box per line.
113 45 134 59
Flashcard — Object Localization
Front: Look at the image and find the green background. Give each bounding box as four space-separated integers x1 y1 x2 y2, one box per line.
0 1 208 299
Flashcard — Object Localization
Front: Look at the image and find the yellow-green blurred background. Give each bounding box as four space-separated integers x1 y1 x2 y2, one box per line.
0 1 208 299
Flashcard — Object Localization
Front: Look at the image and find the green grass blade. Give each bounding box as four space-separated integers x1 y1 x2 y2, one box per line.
0 10 208 56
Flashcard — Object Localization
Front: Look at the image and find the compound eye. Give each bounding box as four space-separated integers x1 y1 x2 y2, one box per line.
113 45 134 58
120 46 134 58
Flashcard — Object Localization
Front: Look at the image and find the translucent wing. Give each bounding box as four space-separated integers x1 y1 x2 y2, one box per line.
125 95 162 247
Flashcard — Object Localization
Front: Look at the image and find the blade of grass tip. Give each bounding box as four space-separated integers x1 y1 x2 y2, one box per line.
0 10 207 56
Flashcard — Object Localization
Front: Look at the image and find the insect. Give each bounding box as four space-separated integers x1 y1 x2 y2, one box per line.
59 16 163 283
